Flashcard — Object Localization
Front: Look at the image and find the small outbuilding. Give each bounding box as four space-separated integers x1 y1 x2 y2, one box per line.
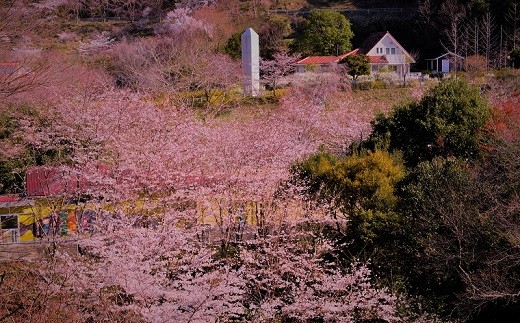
425 52 465 74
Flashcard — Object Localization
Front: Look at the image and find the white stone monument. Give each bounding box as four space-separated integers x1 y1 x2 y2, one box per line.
241 28 260 97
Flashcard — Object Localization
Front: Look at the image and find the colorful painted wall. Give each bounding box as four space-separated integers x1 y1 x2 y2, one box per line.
0 200 95 243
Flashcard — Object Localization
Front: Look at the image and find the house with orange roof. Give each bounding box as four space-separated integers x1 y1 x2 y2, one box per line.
294 52 353 73
296 31 415 80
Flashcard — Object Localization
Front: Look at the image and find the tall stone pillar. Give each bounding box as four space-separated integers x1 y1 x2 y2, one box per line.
241 28 260 97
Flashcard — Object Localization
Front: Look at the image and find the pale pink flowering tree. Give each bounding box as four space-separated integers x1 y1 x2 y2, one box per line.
48 78 371 200
4 51 414 320
56 207 403 322
57 210 247 322
110 16 240 99
6 64 378 217
238 218 401 322
154 8 214 37
260 52 300 96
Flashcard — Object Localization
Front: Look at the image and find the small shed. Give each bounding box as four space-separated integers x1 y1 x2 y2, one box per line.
426 52 465 73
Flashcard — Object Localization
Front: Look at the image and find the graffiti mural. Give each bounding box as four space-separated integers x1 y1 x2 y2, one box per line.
0 207 97 243
35 209 95 239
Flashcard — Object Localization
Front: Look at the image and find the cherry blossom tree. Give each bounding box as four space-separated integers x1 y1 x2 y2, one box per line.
0 2 65 100
109 11 241 103
54 208 403 322
260 52 299 96
0 45 418 319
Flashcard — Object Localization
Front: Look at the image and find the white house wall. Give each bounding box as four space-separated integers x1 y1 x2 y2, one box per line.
367 34 407 64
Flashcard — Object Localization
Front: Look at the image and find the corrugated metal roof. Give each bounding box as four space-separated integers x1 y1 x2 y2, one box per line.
426 52 465 61
337 49 359 61
0 195 21 203
368 56 389 63
296 48 386 66
296 49 360 65
296 56 342 65
26 166 83 197
0 199 35 209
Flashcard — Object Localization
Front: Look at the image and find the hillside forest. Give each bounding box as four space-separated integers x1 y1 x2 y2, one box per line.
1 0 520 322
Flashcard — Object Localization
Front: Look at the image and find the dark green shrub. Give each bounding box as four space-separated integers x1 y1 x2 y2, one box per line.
223 32 241 60
340 54 370 81
369 79 491 166
395 157 499 317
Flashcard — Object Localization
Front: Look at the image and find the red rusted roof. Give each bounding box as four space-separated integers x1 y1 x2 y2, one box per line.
368 56 388 63
337 49 359 61
25 164 222 197
297 49 370 65
296 56 342 65
297 32 413 67
26 166 85 197
0 194 21 202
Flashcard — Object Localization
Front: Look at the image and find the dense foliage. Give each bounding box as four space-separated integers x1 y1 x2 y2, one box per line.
293 10 354 56
295 79 520 321
295 149 405 216
340 54 371 81
369 79 492 166
0 105 75 194
223 32 242 60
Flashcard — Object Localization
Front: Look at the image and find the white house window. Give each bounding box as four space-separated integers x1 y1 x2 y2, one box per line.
386 48 390 55
391 48 396 54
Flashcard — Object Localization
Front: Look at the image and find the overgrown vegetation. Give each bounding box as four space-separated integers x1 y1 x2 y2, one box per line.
0 104 75 194
368 79 492 166
292 9 354 56
294 79 520 321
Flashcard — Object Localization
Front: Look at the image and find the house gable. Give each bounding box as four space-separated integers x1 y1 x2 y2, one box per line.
359 32 415 64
